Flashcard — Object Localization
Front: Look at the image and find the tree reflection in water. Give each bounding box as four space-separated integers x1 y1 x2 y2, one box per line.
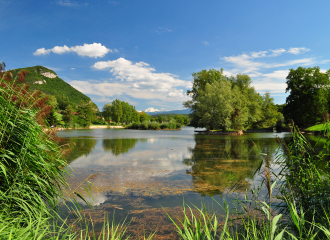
64 138 98 163
102 139 139 156
184 135 278 197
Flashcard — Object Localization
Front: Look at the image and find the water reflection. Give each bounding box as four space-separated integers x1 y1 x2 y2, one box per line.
102 139 139 156
65 138 97 163
184 135 279 196
58 129 291 239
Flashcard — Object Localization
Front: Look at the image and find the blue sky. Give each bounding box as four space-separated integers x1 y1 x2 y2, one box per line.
2 0 330 112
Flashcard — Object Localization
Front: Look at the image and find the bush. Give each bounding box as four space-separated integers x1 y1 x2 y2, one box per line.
160 123 169 129
141 121 149 130
149 121 161 130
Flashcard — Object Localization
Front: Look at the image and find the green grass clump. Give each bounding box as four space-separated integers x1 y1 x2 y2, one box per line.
305 123 327 131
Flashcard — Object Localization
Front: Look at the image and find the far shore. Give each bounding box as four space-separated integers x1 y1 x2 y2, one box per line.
55 125 124 131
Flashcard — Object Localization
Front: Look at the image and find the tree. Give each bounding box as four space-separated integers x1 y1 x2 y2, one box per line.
139 111 150 122
63 105 74 123
187 68 227 99
174 114 184 125
77 101 95 126
132 109 140 122
102 103 112 121
256 92 279 128
283 66 330 126
184 69 278 131
111 99 123 124
184 80 233 130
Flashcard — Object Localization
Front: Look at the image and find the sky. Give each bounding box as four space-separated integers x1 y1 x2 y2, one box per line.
2 0 330 112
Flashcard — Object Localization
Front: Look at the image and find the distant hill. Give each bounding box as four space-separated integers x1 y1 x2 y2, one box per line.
147 109 191 116
11 66 91 105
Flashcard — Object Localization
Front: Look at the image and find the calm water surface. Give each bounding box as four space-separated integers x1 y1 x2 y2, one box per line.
57 127 292 239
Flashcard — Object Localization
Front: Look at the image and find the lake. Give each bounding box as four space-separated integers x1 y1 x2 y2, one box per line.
57 127 292 239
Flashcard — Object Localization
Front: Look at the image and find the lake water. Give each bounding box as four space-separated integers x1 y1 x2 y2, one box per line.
57 127 292 239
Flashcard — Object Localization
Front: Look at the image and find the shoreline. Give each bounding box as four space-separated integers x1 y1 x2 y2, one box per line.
55 125 124 131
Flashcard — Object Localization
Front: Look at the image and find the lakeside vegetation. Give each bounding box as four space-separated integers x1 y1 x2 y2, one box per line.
126 118 182 130
184 69 280 132
2 62 330 239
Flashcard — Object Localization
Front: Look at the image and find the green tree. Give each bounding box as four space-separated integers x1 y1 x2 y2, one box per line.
256 92 279 128
132 108 140 122
174 114 184 124
283 66 330 126
184 69 277 131
185 80 233 130
102 103 112 121
63 105 74 123
77 101 95 127
111 99 123 124
139 111 150 122
183 116 190 125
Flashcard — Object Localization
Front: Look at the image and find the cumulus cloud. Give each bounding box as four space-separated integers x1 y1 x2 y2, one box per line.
221 47 317 95
202 41 209 45
34 43 111 58
287 47 310 55
69 58 191 103
34 48 51 55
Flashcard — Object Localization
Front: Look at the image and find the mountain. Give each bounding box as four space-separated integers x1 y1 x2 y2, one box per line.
147 109 191 116
11 66 91 106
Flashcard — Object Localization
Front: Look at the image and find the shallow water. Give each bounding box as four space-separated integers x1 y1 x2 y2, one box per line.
57 127 292 239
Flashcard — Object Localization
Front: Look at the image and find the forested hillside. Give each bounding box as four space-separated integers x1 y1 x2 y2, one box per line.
10 66 91 107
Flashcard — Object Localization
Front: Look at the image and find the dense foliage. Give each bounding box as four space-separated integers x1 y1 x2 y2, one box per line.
126 118 182 130
11 66 92 108
184 69 279 131
102 99 140 124
283 66 330 127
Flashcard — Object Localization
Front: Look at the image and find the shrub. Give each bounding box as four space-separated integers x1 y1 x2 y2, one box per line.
141 121 149 130
149 121 161 130
160 123 169 129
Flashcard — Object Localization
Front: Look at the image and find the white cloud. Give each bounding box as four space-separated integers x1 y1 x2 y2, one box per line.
202 41 209 45
287 47 310 55
221 49 314 74
156 27 171 34
145 107 160 113
252 82 287 93
270 48 286 57
57 0 79 7
34 43 111 58
262 70 289 79
71 68 75 70
34 48 51 55
167 89 184 97
221 47 317 96
52 45 70 54
70 58 192 103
